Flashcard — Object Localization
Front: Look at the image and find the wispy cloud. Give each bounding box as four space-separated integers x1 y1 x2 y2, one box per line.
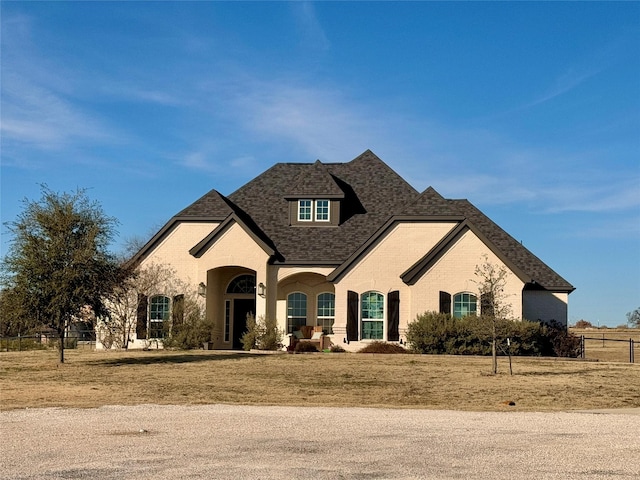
523 67 602 109
291 2 331 52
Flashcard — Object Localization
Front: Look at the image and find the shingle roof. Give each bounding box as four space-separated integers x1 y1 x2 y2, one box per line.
163 149 573 292
176 189 235 218
285 160 345 199
451 200 574 291
225 150 417 263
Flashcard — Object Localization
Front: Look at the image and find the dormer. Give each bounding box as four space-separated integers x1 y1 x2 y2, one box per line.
285 160 345 227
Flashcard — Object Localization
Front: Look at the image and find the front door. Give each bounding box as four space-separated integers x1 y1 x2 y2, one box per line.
232 298 255 350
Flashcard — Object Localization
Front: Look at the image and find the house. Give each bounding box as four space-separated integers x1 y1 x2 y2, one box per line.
108 150 574 351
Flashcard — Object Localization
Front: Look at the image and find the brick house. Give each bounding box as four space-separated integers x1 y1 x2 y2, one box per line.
110 150 574 351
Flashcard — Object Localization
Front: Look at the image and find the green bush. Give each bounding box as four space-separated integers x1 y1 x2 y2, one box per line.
357 341 407 354
406 312 580 357
294 341 319 353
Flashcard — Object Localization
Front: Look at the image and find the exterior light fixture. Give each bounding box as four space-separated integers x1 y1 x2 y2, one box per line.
257 282 266 297
198 282 206 297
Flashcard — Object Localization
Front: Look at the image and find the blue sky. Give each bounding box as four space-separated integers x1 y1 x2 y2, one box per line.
1 2 638 327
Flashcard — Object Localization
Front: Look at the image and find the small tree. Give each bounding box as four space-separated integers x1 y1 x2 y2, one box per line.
626 308 640 328
473 255 512 374
1 186 124 363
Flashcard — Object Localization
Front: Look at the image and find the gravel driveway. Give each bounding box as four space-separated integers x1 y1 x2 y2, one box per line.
1 405 639 479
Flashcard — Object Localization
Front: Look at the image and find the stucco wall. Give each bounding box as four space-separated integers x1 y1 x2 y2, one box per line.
138 222 219 287
332 222 456 349
523 290 569 326
414 230 525 319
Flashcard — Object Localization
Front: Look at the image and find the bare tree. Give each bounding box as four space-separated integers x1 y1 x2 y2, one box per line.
473 255 512 374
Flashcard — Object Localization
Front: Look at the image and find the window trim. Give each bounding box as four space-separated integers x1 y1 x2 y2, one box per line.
360 291 384 340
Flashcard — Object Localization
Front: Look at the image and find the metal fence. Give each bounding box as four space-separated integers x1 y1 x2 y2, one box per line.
0 330 96 352
580 335 637 363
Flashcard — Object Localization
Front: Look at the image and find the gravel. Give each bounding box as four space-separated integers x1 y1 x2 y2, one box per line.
1 405 639 479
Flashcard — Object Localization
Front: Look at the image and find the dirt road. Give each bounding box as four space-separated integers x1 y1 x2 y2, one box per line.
2 405 639 479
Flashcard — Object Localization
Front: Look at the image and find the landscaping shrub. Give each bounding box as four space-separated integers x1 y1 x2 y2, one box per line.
357 341 407 354
240 315 283 351
545 320 582 357
329 344 346 353
407 312 580 357
294 341 319 353
163 307 214 350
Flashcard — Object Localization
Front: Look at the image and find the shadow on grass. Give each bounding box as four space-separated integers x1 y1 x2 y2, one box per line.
86 352 267 367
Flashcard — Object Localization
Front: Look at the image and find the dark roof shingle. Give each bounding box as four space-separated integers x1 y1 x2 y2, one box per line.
166 149 572 292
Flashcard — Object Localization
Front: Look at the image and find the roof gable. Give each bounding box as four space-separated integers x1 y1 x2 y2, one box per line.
284 160 345 199
400 201 575 292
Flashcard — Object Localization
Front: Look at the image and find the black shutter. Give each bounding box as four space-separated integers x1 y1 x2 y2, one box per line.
172 295 185 328
136 294 148 339
347 291 359 342
387 291 400 341
439 291 451 315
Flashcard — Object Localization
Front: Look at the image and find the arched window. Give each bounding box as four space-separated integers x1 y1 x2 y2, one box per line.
317 292 335 334
149 295 170 338
287 292 307 334
361 291 384 340
453 293 477 318
227 274 256 294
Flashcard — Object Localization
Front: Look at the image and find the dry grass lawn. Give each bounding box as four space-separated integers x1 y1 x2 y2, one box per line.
1 348 638 412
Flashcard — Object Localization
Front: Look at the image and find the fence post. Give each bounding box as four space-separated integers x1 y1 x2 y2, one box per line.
631 339 635 364
581 335 585 359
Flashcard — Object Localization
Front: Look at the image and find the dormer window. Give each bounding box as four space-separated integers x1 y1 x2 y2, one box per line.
297 199 330 222
315 200 329 221
298 200 312 221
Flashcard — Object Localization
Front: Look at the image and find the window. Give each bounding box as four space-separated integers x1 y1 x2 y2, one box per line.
149 295 170 338
227 274 256 294
297 199 329 222
315 200 330 221
317 292 335 334
361 291 384 340
453 293 477 318
287 292 307 334
298 200 312 221
224 300 230 343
